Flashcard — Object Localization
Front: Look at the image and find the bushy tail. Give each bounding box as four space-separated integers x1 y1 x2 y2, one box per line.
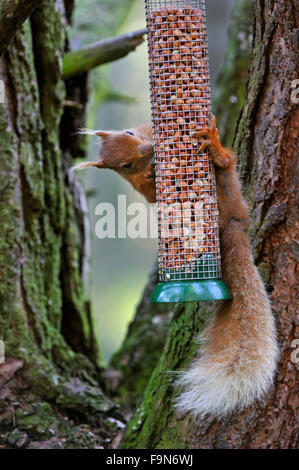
175 221 279 418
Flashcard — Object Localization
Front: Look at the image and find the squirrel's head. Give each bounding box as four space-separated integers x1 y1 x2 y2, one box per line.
72 127 154 179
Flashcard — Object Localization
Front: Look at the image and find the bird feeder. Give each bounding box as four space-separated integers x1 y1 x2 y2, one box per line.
145 0 232 302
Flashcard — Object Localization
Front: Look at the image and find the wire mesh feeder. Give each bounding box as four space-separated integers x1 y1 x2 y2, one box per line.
145 0 232 302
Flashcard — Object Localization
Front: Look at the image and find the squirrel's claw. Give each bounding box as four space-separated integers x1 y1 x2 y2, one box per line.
199 139 213 152
193 128 210 138
144 163 156 182
144 170 152 179
192 117 233 169
193 116 219 141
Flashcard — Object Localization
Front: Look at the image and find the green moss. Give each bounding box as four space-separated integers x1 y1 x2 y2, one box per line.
0 3 111 448
110 299 171 409
122 302 213 449
4 429 29 448
1 399 123 449
15 402 68 438
56 378 117 414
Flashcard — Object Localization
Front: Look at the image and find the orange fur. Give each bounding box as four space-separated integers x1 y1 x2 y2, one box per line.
175 118 278 416
74 118 278 417
73 125 156 203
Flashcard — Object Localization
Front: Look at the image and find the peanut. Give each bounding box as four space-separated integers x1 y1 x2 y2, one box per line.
147 6 220 274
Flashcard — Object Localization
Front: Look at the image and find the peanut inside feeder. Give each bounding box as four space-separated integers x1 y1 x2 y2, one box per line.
145 1 232 302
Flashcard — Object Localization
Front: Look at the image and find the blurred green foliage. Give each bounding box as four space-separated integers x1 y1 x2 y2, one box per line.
71 0 135 46
71 0 137 126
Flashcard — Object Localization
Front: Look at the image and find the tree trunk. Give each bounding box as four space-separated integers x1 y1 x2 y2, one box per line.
0 0 131 449
121 0 298 449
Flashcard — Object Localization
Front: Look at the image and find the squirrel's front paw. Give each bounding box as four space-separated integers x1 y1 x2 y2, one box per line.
137 166 156 203
193 116 231 169
144 163 156 182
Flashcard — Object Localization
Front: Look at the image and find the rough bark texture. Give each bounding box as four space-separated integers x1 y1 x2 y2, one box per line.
121 0 298 449
0 0 43 57
0 0 132 449
109 0 254 416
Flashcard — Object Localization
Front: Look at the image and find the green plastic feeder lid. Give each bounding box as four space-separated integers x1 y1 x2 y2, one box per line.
151 279 232 303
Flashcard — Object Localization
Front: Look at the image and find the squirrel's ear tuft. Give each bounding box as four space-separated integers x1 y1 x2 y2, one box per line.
76 129 110 139
71 161 107 171
95 131 110 139
138 143 153 156
77 128 97 136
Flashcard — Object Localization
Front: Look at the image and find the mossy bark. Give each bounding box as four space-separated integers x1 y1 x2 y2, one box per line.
0 0 130 449
109 0 254 415
121 0 298 449
0 0 42 57
108 263 173 412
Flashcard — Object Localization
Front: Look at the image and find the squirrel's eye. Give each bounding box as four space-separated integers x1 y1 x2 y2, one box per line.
126 131 134 136
122 163 133 169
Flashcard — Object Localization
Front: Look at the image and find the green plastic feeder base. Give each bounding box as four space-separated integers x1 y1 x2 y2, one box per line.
151 279 232 303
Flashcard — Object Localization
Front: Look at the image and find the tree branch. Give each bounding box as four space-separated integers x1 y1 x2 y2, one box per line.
0 0 42 57
62 28 147 79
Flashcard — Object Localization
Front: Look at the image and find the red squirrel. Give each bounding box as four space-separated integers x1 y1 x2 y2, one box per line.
73 117 279 418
